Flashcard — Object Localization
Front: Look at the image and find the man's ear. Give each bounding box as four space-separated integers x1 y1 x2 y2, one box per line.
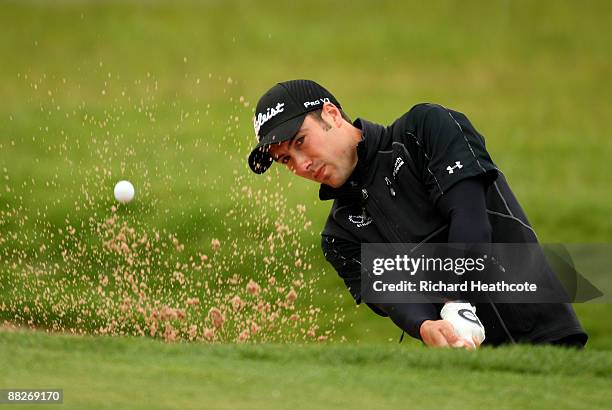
321 102 343 127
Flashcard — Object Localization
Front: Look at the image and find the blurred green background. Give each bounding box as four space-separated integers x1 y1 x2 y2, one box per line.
0 0 611 348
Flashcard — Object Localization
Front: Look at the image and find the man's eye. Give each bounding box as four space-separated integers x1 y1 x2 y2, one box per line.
281 156 290 164
295 136 304 146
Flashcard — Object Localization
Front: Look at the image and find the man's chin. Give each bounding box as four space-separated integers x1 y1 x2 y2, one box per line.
324 176 345 189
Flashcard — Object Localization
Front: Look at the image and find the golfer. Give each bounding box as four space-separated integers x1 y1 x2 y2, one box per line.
248 79 587 348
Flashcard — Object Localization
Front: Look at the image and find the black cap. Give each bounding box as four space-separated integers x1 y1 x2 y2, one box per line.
248 79 341 174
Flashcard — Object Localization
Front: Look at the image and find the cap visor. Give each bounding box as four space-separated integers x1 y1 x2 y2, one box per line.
248 114 306 174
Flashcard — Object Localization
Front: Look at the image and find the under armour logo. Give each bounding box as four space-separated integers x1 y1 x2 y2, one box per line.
446 161 463 174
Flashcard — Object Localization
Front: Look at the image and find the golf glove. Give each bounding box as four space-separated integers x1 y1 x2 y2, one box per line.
440 302 486 346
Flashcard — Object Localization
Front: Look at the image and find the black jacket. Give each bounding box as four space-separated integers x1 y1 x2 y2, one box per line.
320 103 587 346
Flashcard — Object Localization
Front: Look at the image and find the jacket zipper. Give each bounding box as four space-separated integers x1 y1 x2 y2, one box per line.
361 187 404 243
384 177 396 197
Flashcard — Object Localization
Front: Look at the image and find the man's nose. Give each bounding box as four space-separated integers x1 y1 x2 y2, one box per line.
293 153 312 175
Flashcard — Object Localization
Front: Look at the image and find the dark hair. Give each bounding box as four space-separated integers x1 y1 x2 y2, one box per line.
307 108 352 130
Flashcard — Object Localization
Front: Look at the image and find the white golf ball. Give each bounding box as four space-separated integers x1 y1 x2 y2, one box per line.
114 180 135 203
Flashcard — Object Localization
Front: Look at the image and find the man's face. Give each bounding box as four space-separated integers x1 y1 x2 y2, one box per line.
268 108 357 188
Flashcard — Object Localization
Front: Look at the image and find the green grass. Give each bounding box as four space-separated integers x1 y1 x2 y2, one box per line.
1 329 611 409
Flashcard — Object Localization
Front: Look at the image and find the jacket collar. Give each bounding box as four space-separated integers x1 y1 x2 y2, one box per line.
319 118 386 201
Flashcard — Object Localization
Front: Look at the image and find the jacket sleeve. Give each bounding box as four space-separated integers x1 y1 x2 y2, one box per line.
406 103 499 205
370 302 440 341
436 177 492 243
321 235 439 340
321 235 363 305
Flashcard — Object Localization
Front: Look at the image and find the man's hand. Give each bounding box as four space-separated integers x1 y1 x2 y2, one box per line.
419 320 480 349
440 302 485 347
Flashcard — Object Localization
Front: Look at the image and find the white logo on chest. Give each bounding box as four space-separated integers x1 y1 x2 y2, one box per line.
348 212 372 228
446 161 463 174
393 157 405 178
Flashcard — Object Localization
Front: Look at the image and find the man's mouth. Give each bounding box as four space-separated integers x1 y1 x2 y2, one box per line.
314 165 325 181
